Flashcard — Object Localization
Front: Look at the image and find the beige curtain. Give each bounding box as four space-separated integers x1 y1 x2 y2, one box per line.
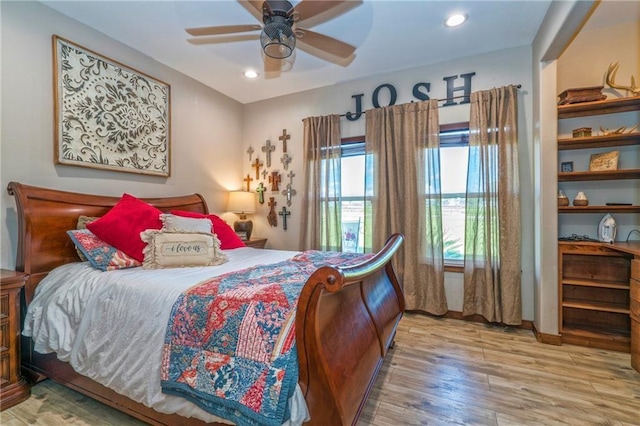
300 114 342 251
365 101 447 315
463 85 521 325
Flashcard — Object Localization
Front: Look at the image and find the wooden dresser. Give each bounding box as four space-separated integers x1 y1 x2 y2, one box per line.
0 269 30 410
558 242 640 373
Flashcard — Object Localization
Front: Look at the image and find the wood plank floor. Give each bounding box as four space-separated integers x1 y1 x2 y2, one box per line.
2 313 639 425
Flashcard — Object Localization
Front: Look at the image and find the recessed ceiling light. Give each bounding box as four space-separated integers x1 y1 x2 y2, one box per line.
243 70 258 79
445 14 467 28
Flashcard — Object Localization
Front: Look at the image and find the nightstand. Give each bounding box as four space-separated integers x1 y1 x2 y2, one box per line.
244 238 267 249
0 269 30 410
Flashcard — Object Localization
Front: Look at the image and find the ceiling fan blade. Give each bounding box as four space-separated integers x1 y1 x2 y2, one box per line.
238 0 266 22
296 39 355 67
294 0 362 28
187 34 260 45
186 24 261 37
295 28 355 59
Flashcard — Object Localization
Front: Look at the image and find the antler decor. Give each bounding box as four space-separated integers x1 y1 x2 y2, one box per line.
605 62 640 96
599 125 638 136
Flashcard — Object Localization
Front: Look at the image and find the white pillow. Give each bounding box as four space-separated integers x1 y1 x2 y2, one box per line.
140 230 227 269
160 213 212 233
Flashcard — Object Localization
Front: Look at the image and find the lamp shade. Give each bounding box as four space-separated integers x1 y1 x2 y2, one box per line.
227 191 256 240
227 191 256 215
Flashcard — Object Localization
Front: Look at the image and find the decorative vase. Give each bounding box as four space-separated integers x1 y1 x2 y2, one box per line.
558 190 569 206
573 191 589 206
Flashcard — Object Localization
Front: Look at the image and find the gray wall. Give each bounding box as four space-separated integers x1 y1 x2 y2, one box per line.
1 1 245 270
241 46 536 320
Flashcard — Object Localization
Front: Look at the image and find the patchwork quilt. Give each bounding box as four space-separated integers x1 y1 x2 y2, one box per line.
160 250 371 426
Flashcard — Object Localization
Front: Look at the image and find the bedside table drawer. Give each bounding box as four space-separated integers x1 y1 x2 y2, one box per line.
0 321 8 352
0 293 8 319
244 238 267 249
1 352 9 386
0 269 30 409
0 293 8 353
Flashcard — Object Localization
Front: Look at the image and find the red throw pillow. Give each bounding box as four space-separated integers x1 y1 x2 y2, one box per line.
87 194 163 262
171 210 245 250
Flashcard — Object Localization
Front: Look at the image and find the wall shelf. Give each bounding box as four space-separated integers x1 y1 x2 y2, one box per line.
558 169 640 181
558 97 640 118
557 98 639 352
562 278 630 290
562 300 630 314
559 205 640 213
558 132 640 150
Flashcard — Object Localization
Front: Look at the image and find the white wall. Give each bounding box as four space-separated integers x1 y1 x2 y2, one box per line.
242 46 536 320
0 1 245 270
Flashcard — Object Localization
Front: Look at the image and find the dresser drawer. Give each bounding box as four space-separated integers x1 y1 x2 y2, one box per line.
632 259 640 281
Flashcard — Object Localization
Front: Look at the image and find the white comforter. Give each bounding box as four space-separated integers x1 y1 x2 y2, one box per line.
23 247 309 425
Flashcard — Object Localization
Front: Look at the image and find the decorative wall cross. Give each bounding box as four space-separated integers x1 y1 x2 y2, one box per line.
261 140 275 167
269 171 281 192
246 146 254 161
262 169 268 180
243 174 253 191
287 170 295 186
279 206 291 230
256 182 266 204
281 183 297 207
267 197 277 227
280 153 292 170
252 158 263 179
279 129 291 153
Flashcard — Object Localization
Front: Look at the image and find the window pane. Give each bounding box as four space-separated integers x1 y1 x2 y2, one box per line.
341 153 366 253
440 143 468 261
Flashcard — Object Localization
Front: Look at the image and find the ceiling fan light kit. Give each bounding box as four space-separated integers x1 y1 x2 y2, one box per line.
261 13 296 59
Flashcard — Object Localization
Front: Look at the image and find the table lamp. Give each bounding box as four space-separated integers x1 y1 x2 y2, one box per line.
227 191 256 240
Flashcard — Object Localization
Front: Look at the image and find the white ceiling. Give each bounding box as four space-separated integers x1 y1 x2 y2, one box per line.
38 0 632 105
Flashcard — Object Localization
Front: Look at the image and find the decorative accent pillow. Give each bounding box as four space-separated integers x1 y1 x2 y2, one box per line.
86 194 163 262
140 230 228 269
67 229 141 271
160 214 213 233
75 215 100 261
170 210 246 250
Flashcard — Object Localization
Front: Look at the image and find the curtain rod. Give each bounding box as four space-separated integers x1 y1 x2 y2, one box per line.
334 84 522 118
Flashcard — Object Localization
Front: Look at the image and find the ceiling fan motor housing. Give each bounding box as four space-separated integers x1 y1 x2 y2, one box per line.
261 0 296 59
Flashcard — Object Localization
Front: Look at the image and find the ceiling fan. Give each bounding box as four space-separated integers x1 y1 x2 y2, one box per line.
186 0 362 75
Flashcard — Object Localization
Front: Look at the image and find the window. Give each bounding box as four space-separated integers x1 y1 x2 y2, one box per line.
439 125 469 262
339 140 368 253
335 125 469 260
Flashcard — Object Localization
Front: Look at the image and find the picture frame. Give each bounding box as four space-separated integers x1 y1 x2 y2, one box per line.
235 231 248 241
560 161 574 173
53 35 171 176
589 151 619 172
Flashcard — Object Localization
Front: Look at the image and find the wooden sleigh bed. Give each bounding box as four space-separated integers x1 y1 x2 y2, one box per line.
7 181 405 426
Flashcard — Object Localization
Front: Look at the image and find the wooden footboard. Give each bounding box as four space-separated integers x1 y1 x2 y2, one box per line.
296 234 404 425
7 181 404 425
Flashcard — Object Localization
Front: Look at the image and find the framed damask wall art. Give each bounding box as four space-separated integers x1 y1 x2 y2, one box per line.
53 35 171 176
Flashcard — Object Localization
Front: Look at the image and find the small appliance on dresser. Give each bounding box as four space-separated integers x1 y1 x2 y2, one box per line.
0 269 30 410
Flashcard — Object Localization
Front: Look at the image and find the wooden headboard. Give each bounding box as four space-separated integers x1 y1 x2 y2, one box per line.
7 182 209 303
